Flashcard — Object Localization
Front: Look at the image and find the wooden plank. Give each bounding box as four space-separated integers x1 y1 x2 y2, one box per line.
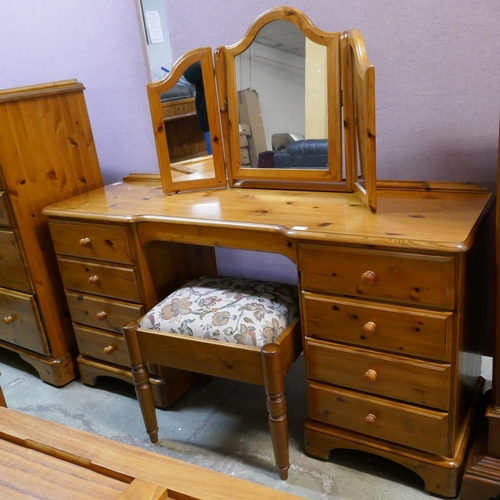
0 437 127 499
0 406 305 500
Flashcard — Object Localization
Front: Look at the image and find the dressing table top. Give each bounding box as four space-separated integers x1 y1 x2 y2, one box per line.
43 178 491 253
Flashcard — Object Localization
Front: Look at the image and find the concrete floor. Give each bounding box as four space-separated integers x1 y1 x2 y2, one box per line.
1 349 491 499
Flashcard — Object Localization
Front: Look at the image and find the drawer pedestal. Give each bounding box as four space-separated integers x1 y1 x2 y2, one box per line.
48 218 217 407
299 237 489 497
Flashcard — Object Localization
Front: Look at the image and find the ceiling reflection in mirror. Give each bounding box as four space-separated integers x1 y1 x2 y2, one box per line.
235 20 329 170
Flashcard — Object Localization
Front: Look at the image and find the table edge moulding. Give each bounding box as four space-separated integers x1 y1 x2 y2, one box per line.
39 6 495 497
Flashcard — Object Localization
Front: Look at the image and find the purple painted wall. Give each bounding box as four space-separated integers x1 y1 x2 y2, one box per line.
2 1 499 188
165 0 500 191
0 1 158 185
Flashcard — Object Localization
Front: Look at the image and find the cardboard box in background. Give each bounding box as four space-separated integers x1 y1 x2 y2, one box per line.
239 123 251 136
240 147 250 165
238 90 267 168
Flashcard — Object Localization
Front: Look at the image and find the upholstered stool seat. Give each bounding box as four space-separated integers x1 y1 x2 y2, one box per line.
140 276 299 346
124 276 302 480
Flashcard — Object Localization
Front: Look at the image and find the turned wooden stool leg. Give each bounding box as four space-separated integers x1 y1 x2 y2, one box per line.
261 343 289 480
123 322 159 443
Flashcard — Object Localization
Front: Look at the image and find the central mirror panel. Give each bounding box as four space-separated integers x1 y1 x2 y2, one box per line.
217 7 345 190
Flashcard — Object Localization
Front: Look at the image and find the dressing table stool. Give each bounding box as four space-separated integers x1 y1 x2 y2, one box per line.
123 276 302 480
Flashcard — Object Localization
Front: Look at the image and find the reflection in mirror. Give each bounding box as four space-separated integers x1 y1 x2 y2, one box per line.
219 7 344 189
236 20 329 171
147 47 226 193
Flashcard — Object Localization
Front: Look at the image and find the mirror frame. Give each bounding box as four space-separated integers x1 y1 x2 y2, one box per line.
147 47 226 193
342 29 377 212
217 7 345 191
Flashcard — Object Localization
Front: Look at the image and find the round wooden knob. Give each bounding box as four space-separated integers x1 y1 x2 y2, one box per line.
103 345 116 355
3 315 14 325
361 270 376 285
79 237 92 247
363 369 378 383
88 275 100 285
96 311 107 320
365 413 377 425
362 321 376 335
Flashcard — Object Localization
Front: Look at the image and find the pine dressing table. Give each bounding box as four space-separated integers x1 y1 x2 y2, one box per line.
42 7 493 497
43 176 493 497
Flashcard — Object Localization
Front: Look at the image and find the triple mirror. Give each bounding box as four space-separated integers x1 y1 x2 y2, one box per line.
146 6 377 212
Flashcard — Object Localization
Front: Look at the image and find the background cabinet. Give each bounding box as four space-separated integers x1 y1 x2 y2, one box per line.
0 80 103 385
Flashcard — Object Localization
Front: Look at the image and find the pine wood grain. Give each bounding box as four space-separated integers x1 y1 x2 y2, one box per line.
43 180 491 253
0 406 304 500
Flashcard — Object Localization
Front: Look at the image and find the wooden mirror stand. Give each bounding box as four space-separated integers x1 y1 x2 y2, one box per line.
146 6 377 212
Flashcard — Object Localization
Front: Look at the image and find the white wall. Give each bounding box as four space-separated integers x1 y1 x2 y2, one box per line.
140 0 173 81
237 43 306 148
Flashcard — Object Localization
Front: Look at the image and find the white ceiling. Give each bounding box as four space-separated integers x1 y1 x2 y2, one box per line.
254 20 305 58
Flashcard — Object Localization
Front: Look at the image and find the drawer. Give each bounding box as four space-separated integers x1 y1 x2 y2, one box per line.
0 192 14 227
0 229 32 293
162 100 196 119
57 257 141 302
49 221 134 264
0 287 49 355
302 292 452 361
307 381 451 456
66 291 144 333
74 324 130 367
305 338 451 410
298 244 455 308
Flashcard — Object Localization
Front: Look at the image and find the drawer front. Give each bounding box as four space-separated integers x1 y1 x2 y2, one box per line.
0 192 14 227
0 229 32 293
307 381 451 456
74 324 130 367
302 292 452 361
162 99 196 119
305 338 451 410
299 244 455 308
0 287 49 355
66 291 144 334
49 221 134 264
58 257 141 302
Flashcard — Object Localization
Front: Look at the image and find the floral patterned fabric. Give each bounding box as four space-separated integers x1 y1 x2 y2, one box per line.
140 276 299 347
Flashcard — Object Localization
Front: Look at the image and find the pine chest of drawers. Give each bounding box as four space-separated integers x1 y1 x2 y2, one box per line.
299 239 490 497
0 80 103 385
